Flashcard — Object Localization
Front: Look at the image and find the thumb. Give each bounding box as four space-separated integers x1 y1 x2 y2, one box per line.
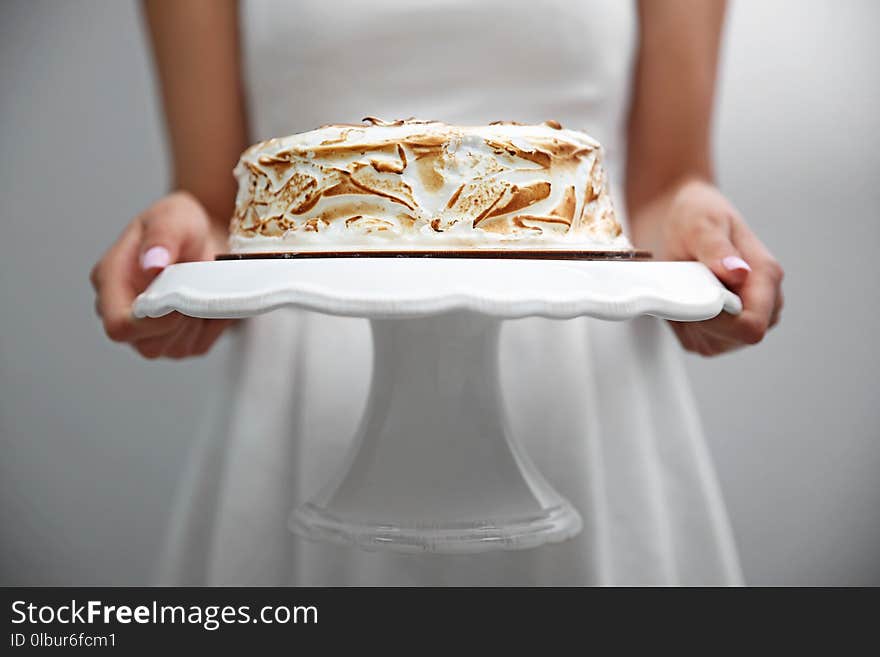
138 192 211 272
693 224 751 289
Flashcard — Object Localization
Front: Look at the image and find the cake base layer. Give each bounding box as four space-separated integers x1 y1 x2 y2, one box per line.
216 249 651 261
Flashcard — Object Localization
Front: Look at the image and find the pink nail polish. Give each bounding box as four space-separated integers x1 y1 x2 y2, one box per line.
141 246 171 270
722 256 751 272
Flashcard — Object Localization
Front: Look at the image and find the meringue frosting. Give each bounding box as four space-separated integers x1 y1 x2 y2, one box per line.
229 118 630 252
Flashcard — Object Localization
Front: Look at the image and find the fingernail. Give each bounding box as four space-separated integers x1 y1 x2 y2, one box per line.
141 246 170 271
722 256 751 272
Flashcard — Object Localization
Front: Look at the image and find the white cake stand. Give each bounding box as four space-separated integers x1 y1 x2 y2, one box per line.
134 258 740 554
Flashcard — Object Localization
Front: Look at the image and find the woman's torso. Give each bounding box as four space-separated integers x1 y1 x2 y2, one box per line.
241 0 637 189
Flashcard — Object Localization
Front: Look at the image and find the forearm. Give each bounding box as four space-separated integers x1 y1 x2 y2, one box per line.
625 0 726 242
141 0 247 230
627 175 713 252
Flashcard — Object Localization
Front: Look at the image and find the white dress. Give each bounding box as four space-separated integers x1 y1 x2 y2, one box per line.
157 0 743 586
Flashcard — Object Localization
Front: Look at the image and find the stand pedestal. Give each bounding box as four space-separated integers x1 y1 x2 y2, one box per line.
290 312 581 553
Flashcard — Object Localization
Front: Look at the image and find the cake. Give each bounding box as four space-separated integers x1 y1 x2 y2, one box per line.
229 118 630 254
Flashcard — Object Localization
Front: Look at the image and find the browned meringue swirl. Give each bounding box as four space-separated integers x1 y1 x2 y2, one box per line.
230 118 627 250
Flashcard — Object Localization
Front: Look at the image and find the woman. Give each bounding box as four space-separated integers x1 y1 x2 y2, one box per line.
91 0 783 585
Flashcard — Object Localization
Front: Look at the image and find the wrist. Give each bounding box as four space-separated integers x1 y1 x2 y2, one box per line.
627 177 715 251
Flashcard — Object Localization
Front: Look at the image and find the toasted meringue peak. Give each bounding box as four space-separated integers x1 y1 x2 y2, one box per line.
230 119 629 252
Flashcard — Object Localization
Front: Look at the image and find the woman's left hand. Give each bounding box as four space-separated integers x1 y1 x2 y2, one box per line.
633 180 785 356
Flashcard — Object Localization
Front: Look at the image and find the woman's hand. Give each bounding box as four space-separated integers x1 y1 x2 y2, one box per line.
624 1 781 355
90 191 234 359
632 180 785 356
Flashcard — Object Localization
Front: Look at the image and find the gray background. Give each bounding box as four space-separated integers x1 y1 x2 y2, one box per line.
1 0 878 585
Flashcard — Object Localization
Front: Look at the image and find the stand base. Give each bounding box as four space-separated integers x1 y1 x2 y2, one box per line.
291 502 582 554
288 312 583 554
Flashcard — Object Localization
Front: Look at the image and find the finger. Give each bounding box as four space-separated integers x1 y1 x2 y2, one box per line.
690 329 717 357
698 330 742 357
732 221 784 330
132 334 169 360
133 317 193 360
89 262 100 292
689 218 783 347
672 320 737 357
93 220 182 342
696 261 778 345
690 216 751 289
135 318 233 360
130 313 188 340
694 322 749 350
669 321 701 354
95 223 152 343
138 192 211 272
732 220 783 337
160 318 203 360
191 319 234 356
731 219 778 270
89 217 139 293
769 289 784 328
178 319 208 357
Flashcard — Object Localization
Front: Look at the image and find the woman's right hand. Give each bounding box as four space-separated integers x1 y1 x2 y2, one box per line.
90 191 234 359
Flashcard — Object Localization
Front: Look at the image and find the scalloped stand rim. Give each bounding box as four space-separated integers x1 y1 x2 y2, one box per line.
133 259 741 321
